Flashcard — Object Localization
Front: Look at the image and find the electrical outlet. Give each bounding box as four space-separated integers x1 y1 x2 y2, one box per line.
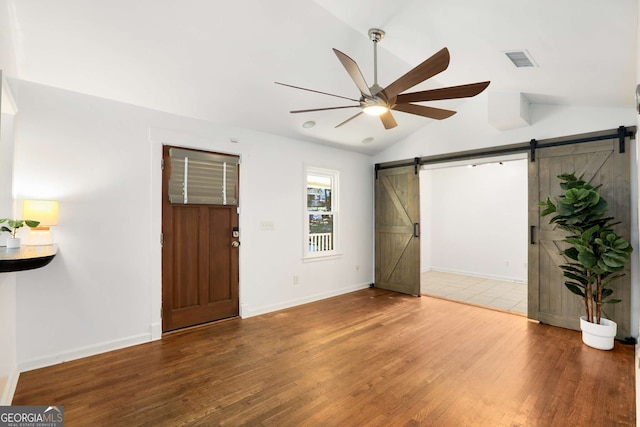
293 274 299 285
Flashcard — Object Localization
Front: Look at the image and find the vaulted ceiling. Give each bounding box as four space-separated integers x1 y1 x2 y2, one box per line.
3 0 637 154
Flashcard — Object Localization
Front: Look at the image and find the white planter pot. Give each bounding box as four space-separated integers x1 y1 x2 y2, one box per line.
580 316 617 350
6 238 20 249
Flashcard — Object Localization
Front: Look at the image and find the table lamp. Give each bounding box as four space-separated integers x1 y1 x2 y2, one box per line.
23 200 59 245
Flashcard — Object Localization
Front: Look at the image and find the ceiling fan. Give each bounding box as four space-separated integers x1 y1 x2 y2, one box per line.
276 28 490 130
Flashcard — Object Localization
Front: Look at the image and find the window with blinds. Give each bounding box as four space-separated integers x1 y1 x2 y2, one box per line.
168 147 239 205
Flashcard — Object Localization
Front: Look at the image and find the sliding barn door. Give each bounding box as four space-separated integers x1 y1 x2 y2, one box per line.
528 133 631 338
375 165 420 295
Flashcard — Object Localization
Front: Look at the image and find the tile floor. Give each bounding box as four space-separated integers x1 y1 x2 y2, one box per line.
421 270 527 315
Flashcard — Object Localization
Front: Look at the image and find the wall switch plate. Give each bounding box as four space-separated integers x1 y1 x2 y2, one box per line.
260 221 275 231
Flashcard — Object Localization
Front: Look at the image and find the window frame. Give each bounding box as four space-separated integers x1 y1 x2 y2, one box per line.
304 165 340 260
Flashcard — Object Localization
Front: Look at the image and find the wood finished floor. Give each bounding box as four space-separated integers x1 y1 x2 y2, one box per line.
13 289 635 426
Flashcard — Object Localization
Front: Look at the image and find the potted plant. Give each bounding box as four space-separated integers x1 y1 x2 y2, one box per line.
0 218 40 249
539 173 633 350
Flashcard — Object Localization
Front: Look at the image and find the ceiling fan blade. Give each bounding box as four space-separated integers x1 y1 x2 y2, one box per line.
335 111 364 128
275 82 359 102
395 81 490 104
392 103 456 120
333 49 373 97
290 105 360 114
381 47 450 100
380 111 398 129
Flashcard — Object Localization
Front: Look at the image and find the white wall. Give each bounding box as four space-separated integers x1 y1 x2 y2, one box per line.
374 93 637 163
419 169 433 271
0 273 17 405
0 0 17 79
0 106 19 403
420 159 528 282
9 79 374 371
0 0 20 403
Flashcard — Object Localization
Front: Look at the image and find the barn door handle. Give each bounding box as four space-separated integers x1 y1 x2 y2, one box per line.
530 225 535 244
413 223 420 238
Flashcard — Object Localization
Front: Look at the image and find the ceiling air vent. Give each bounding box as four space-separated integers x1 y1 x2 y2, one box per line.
504 50 537 68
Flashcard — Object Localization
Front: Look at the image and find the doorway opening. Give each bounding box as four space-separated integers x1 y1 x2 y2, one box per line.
419 154 528 315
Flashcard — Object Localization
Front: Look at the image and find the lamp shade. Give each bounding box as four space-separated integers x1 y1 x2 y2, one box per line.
23 200 59 227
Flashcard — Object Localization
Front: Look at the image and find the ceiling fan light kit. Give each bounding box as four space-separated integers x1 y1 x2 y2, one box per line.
276 28 490 130
362 104 389 116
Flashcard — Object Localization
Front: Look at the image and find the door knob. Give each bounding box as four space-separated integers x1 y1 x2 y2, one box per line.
231 241 240 248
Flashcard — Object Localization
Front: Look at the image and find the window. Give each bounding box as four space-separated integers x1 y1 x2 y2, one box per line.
305 166 339 258
168 147 239 205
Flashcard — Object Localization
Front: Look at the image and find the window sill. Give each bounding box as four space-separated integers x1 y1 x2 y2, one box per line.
303 253 343 263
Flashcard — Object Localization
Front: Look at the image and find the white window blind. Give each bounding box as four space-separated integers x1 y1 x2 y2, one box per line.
168 148 239 205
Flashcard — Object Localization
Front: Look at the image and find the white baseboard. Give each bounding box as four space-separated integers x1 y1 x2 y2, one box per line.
19 333 152 373
242 282 371 318
19 284 372 370
425 267 527 284
0 366 19 405
150 322 162 341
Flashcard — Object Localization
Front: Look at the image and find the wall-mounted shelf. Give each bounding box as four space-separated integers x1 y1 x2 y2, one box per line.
0 245 57 273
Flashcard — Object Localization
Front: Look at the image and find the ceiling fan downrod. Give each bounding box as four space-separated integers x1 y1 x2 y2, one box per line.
368 28 385 96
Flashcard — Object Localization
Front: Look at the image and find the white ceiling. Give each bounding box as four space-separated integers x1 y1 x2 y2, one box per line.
4 0 638 154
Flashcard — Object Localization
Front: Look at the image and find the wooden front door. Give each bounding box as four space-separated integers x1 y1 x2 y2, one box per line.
375 165 421 295
528 132 631 338
162 146 240 332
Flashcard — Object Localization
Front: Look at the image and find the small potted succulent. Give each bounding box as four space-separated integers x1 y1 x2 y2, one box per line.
539 173 633 350
0 218 40 249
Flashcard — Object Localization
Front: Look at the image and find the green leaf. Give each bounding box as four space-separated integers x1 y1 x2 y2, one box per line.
580 225 600 241
563 247 579 261
562 271 588 285
540 206 556 217
565 282 586 297
564 237 587 247
24 220 40 228
613 239 630 251
557 202 574 216
591 198 608 216
577 251 597 268
601 251 629 270
8 220 23 228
